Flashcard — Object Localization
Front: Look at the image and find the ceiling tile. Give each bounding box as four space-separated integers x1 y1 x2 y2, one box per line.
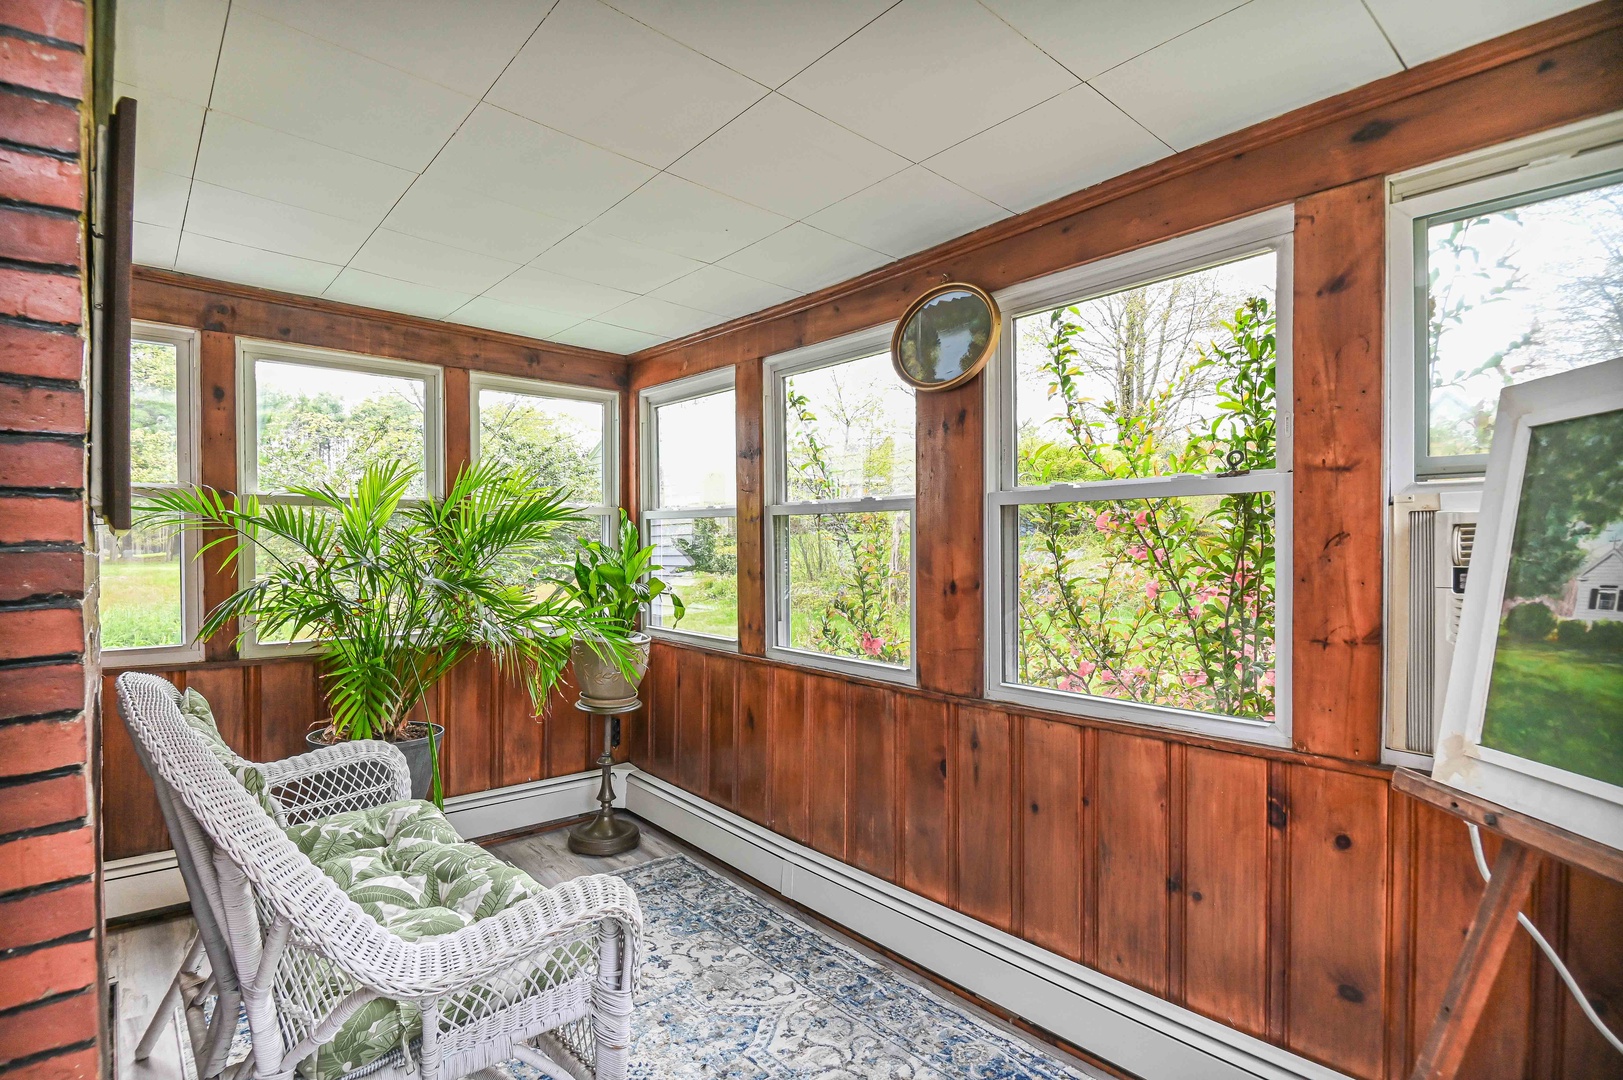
184 182 375 264
668 93 908 219
650 265 799 320
590 173 790 262
423 104 655 225
488 0 766 168
550 320 665 353
778 0 1077 161
485 265 638 320
925 84 1167 212
602 0 896 87
133 167 191 229
349 230 522 295
807 165 1009 257
115 0 228 106
1360 0 1588 66
194 112 415 223
324 268 476 320
210 9 476 172
599 295 717 338
448 296 583 340
717 223 888 293
530 228 704 293
175 232 342 295
234 0 552 97
119 82 204 176
1091 0 1401 151
980 0 1243 80
134 223 180 268
382 177 575 264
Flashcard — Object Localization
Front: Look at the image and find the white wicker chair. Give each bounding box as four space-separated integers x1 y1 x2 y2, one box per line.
116 671 641 1080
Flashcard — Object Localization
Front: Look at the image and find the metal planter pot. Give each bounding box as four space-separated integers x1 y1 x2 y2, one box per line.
307 723 444 801
571 632 650 709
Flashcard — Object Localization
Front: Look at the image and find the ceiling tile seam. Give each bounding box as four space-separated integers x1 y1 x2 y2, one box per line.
1082 0 1256 85
328 1 573 322
970 0 1089 85
762 0 908 92
1080 82 1179 157
174 0 235 250
569 0 775 99
1357 0 1412 71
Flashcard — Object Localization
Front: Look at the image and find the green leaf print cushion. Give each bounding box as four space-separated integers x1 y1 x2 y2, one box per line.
176 689 281 819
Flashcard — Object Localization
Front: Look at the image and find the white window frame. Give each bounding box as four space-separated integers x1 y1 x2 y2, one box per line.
103 321 205 665
469 372 619 545
984 208 1295 746
763 326 918 685
639 367 739 651
1387 110 1623 492
236 339 445 658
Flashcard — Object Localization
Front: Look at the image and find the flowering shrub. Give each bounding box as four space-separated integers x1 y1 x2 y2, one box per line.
1015 297 1278 720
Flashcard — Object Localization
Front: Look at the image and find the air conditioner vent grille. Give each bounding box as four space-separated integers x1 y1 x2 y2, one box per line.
1453 522 1476 566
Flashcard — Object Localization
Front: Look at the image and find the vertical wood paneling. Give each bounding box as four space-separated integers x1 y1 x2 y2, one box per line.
258 660 320 762
1561 868 1623 1077
101 671 171 859
1291 179 1385 763
769 666 809 845
1285 765 1387 1077
807 674 848 861
1094 731 1170 994
441 654 493 797
443 365 471 479
847 682 896 882
675 651 707 793
183 667 248 754
1020 716 1084 961
648 643 678 780
197 330 239 662
956 706 1014 933
735 661 771 824
914 379 983 697
496 666 544 787
897 694 952 905
545 665 589 779
706 653 738 809
1182 748 1269 1036
735 359 766 655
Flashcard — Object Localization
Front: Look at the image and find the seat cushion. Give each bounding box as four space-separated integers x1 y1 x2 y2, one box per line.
177 689 280 819
285 800 589 1080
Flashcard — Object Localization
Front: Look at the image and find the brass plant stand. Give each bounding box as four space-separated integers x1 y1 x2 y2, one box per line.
567 698 641 856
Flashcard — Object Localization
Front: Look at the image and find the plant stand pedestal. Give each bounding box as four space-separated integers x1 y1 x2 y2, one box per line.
568 698 641 857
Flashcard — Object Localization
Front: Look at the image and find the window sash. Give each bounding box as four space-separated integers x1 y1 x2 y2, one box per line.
469 372 619 511
983 210 1294 742
105 323 204 663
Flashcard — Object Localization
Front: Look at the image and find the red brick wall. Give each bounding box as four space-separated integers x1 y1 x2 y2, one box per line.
0 1 100 1076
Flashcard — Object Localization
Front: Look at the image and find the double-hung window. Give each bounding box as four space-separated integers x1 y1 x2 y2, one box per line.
1389 113 1623 484
640 369 738 644
985 210 1294 744
98 323 203 663
470 373 618 574
237 340 443 655
765 328 916 680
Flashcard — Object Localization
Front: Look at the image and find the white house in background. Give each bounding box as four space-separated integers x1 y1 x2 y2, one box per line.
1561 541 1623 622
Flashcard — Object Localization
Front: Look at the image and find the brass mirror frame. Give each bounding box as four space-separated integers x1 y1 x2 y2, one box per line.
889 281 1002 392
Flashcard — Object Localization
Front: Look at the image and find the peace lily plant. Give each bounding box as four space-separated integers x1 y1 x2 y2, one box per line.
139 459 635 805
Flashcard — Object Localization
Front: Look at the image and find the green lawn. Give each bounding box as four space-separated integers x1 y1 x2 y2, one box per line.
100 558 183 649
1481 639 1623 788
667 571 737 638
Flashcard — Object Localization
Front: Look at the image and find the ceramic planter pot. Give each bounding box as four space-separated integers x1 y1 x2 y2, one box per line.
572 632 650 709
307 722 443 801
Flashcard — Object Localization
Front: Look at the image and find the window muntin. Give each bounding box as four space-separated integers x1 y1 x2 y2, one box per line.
641 373 737 644
988 211 1293 743
471 375 619 579
767 336 916 679
100 325 202 660
1418 173 1623 472
237 342 443 655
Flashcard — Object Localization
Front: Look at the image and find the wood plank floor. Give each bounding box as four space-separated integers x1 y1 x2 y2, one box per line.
108 815 1108 1079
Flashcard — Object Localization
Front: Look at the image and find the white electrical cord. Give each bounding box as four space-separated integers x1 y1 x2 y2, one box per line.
1466 823 1623 1055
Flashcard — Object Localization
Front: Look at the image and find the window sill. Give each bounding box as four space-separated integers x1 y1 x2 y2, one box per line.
986 680 1292 749
763 645 917 687
645 627 740 654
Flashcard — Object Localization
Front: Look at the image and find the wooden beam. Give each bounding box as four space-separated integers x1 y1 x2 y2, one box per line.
197 329 238 662
735 359 766 655
915 376 984 697
1408 840 1542 1080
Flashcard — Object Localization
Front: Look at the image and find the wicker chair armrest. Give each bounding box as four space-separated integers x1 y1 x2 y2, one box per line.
260 739 412 825
343 873 644 999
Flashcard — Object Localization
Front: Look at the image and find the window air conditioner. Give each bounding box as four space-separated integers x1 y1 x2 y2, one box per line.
1386 494 1478 759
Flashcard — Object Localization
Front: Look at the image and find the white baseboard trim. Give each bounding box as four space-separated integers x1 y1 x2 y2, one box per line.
625 771 1353 1080
104 766 626 920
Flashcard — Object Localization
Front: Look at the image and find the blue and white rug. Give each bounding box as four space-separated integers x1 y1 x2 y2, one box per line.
495 854 1094 1080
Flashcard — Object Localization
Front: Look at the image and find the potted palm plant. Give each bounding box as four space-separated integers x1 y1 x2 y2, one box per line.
559 511 683 708
139 459 633 804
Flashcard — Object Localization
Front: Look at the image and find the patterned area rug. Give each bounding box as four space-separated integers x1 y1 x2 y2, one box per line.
489 854 1094 1080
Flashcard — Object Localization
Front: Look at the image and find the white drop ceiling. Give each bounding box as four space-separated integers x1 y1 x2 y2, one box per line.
119 0 1585 355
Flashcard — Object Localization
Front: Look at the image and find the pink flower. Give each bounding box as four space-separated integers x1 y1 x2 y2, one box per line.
1146 580 1160 601
1152 548 1167 564
1058 675 1082 693
1260 670 1276 688
1127 544 1147 560
1133 510 1148 526
1074 659 1096 678
1181 671 1208 687
1093 510 1113 531
859 632 885 658
1128 665 1149 681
